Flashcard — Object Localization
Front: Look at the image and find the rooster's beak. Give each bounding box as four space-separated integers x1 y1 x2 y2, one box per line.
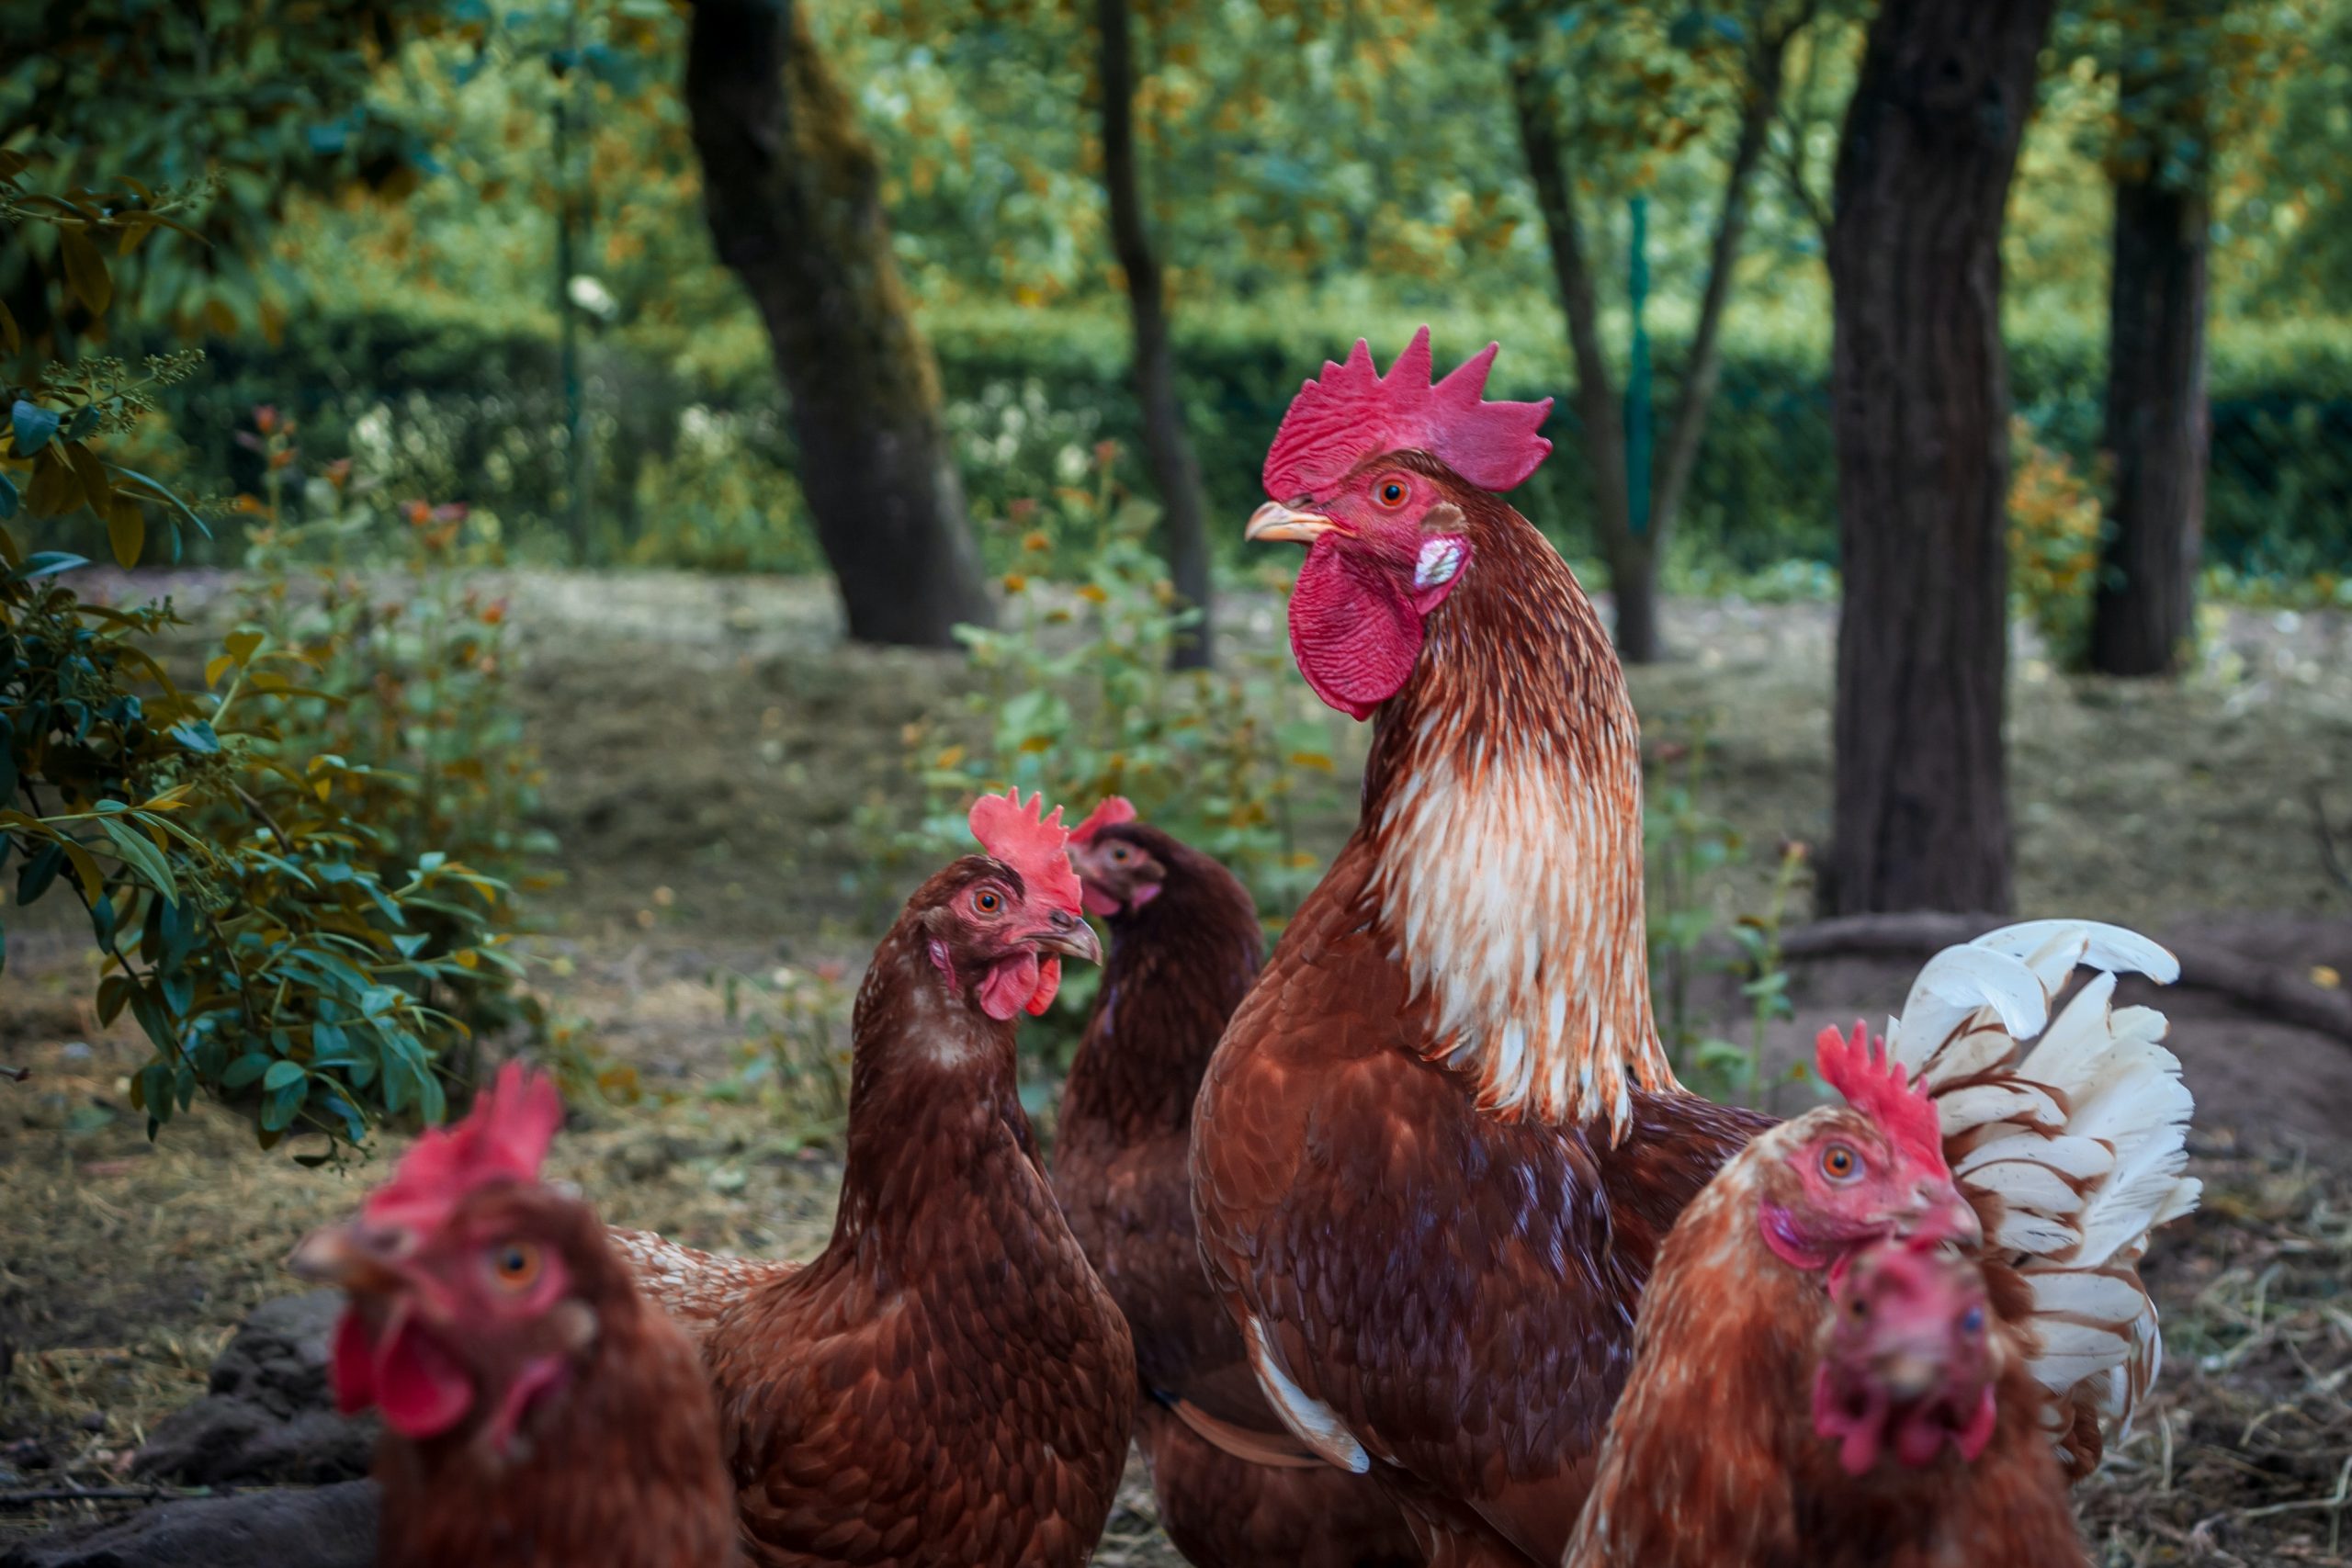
288 1221 406 1294
1030 908 1102 965
1246 501 1338 544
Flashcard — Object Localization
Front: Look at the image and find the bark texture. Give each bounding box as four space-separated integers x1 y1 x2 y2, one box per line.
2090 59 2211 677
684 0 992 648
1097 0 1215 668
1821 0 2053 916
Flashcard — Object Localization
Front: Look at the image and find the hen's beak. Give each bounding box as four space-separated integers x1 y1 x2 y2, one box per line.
1030 908 1102 964
1882 1181 1983 1250
1246 501 1338 544
288 1221 405 1294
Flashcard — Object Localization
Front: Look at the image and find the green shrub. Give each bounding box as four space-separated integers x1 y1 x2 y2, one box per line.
146 296 2352 582
3 164 547 1149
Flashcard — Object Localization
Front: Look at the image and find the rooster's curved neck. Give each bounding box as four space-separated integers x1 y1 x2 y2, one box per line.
1358 488 1673 1134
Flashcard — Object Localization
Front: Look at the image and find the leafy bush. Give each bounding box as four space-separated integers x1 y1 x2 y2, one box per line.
2007 417 2105 665
3 164 545 1149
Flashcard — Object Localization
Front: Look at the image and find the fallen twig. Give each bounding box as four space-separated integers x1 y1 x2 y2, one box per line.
0 1064 28 1082
1750 913 2352 1045
0 1484 179 1509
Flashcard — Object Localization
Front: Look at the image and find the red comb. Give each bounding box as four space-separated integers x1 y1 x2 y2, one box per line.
1261 326 1555 501
363 1062 563 1235
1815 1021 1946 1177
967 788 1083 914
1068 796 1137 845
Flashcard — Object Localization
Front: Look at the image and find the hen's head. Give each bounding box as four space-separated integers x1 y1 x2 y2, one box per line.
290 1064 606 1455
1063 795 1170 919
1813 1233 2000 1475
1749 1023 1978 1271
915 789 1101 1020
1248 327 1554 719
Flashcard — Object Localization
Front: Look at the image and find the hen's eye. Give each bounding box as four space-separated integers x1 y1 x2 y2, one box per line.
492 1241 542 1291
1820 1144 1860 1182
1109 845 1130 863
1376 480 1408 507
974 889 1003 915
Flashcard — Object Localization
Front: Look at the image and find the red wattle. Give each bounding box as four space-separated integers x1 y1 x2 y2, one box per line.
373 1316 474 1439
1025 955 1061 1016
1080 883 1122 918
978 952 1042 1021
1287 540 1423 721
329 1309 377 1416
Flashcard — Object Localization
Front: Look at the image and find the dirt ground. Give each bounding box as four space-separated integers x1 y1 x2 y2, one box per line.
6 570 2352 1564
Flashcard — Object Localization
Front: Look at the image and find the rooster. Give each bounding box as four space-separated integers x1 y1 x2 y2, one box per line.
1054 798 1419 1568
291 1062 740 1568
610 790 1136 1568
1567 926 2194 1567
1192 331 2198 1564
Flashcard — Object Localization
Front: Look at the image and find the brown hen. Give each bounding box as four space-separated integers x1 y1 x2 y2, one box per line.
613 791 1136 1568
293 1063 739 1568
1053 800 1419 1568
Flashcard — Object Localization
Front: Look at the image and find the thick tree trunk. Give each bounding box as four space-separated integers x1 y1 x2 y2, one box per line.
1096 0 1214 669
683 0 992 648
1821 0 2052 916
2090 131 2211 676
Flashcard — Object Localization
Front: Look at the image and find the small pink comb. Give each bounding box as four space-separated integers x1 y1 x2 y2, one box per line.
1069 796 1137 846
967 788 1083 914
1815 1021 1947 1178
363 1061 563 1235
1261 326 1555 501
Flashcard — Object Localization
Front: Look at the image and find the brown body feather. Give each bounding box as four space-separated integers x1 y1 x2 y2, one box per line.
1566 1145 2086 1568
623 861 1136 1568
1051 825 1419 1568
375 1191 741 1568
1193 466 1771 1563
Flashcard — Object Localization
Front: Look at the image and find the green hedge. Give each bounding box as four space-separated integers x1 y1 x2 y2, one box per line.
147 299 2352 577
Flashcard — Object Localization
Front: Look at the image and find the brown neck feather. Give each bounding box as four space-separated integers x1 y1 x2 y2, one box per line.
1061 841 1261 1140
831 912 1036 1262
1355 463 1670 1133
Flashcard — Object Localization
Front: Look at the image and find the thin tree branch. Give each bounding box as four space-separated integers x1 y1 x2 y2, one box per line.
1651 6 1810 543
1501 6 1629 536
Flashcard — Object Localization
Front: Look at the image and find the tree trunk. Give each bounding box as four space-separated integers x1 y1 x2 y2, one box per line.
1821 0 2052 916
1504 24 1632 637
1096 0 1214 669
2089 81 2211 676
683 0 992 648
1505 5 1804 665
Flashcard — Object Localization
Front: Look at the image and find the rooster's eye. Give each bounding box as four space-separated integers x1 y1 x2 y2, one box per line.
1376 480 1408 508
973 889 1003 915
1820 1144 1860 1183
491 1241 542 1291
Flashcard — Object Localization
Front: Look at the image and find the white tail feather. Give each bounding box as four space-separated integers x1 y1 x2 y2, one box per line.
1881 919 2199 1472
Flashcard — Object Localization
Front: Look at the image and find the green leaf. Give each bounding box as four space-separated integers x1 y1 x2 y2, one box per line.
223 1052 275 1089
99 816 179 902
58 227 112 315
11 400 60 457
0 468 17 519
262 1059 307 1093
